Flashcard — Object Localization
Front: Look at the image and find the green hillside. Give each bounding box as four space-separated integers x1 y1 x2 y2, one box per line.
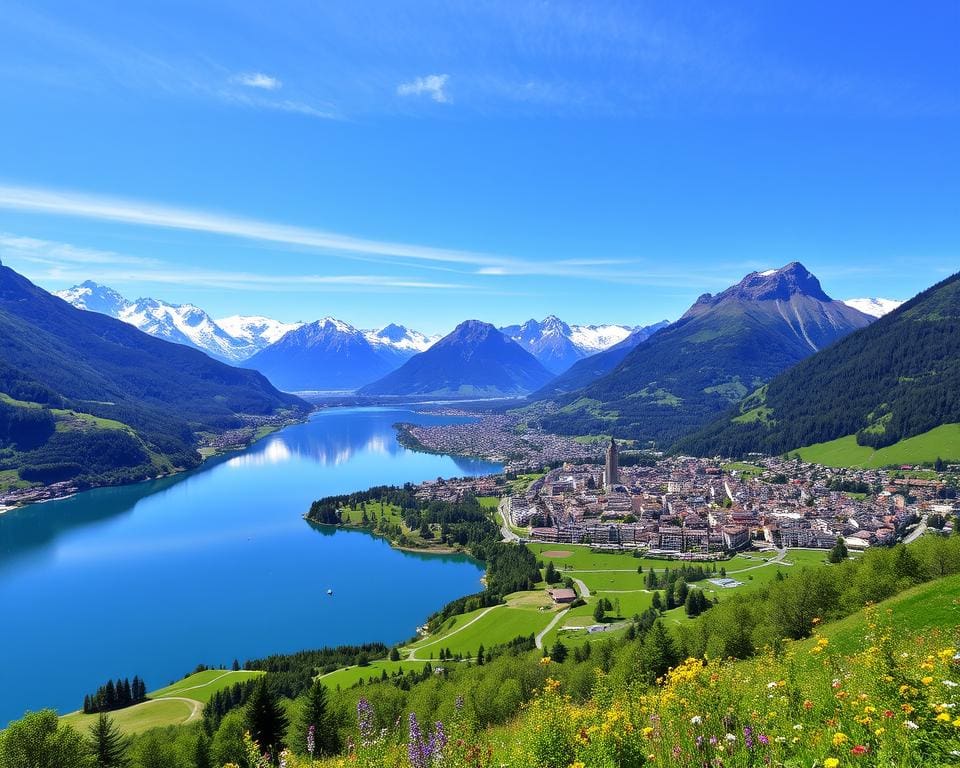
0 263 308 489
59 670 263 736
537 263 870 446
795 423 960 467
680 270 960 460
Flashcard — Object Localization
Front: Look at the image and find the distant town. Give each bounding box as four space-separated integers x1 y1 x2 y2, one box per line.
403 418 958 558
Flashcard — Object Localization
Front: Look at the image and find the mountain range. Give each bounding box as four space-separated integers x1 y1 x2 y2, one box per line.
0 263 306 487
358 320 555 397
537 263 874 445
498 317 633 373
679 270 960 458
531 320 670 398
239 318 435 392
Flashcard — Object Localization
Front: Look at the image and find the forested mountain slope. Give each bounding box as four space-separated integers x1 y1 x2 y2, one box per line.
0 262 307 486
538 263 871 445
679 270 960 458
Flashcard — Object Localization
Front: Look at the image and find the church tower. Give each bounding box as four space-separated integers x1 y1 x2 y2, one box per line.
604 437 619 489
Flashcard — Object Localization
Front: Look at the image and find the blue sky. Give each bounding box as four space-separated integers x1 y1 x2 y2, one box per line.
0 1 956 334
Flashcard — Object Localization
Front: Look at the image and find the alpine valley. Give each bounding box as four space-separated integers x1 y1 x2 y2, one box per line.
0 263 307 493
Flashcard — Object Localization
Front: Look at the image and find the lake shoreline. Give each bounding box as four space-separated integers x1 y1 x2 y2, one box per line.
0 412 310 513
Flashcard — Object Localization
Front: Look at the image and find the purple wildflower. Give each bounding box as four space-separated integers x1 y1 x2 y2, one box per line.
743 726 754 749
409 712 428 768
696 735 704 750
758 733 769 746
357 698 375 743
408 712 447 768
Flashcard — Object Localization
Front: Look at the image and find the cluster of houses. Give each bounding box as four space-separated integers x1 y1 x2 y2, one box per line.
511 449 955 556
398 413 604 473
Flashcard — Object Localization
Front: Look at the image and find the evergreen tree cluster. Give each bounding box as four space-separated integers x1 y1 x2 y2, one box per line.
202 679 259 733
82 676 147 714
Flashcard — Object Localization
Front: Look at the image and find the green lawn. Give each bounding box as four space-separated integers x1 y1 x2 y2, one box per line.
506 472 547 495
793 572 960 664
407 605 555 658
795 423 960 468
722 461 764 476
59 669 264 735
61 699 197 736
319 660 426 691
477 496 501 511
149 669 263 704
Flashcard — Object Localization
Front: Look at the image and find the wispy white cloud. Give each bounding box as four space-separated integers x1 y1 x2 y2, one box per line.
219 90 341 120
397 74 450 103
232 71 282 90
0 183 506 269
0 232 159 266
0 184 741 290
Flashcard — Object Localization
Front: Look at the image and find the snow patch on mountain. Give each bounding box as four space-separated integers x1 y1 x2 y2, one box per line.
217 315 303 347
363 324 438 353
842 298 904 318
568 324 633 352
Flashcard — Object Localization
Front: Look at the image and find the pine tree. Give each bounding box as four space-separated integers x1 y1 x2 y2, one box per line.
639 620 679 684
550 640 569 663
389 647 401 661
298 680 340 757
593 600 606 622
645 569 658 590
651 591 662 611
828 536 848 564
194 731 212 768
476 644 485 666
89 712 129 768
244 678 289 760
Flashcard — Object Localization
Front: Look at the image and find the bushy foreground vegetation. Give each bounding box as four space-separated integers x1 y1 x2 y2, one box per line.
5 535 958 768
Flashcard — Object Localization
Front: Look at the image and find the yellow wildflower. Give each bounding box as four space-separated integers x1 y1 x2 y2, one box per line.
824 758 840 768
832 732 848 746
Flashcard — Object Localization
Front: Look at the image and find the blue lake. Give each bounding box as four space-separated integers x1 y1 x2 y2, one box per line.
0 407 500 725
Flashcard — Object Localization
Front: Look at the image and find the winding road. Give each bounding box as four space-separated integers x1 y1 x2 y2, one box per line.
407 605 504 661
535 608 569 650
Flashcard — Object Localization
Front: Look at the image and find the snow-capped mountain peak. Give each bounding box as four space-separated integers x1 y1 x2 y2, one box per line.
216 315 303 347
843 298 904 318
55 280 131 316
499 316 633 374
363 324 438 353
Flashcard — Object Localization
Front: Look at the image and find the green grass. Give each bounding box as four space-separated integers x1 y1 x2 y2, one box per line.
722 461 764 476
59 669 264 735
51 408 132 433
408 605 555 658
319 661 425 690
149 669 263 703
61 699 197 736
794 423 960 468
477 496 500 511
506 472 547 495
793 571 960 664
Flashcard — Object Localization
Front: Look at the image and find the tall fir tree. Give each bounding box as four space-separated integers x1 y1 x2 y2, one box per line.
244 678 288 761
89 712 129 768
298 680 341 756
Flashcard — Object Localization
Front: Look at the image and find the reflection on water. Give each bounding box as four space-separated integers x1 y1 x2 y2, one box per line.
0 407 501 725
